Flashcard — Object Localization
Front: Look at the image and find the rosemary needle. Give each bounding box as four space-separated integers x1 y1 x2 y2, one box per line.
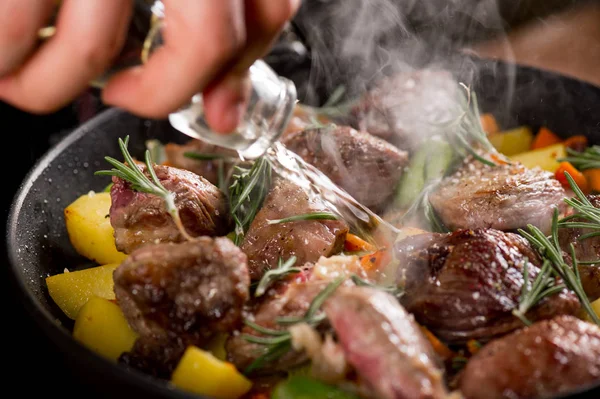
266 212 339 225
254 256 301 297
518 209 600 325
95 136 195 241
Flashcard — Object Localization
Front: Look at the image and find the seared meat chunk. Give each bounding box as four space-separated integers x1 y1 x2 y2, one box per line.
226 255 363 374
114 237 250 371
559 194 600 301
110 164 231 254
429 161 566 234
164 138 235 186
324 286 448 399
395 228 580 343
458 315 600 399
226 275 326 374
349 69 461 150
281 125 408 210
240 178 348 280
119 336 186 379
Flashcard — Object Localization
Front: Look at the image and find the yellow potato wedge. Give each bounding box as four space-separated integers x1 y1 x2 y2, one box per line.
46 263 118 319
509 143 567 173
489 126 534 156
73 296 138 361
171 346 252 399
64 191 127 265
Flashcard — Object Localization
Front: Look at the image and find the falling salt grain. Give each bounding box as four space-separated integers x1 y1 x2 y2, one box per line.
472 292 480 300
87 191 96 197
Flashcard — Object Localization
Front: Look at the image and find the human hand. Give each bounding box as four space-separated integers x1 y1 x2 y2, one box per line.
0 0 301 133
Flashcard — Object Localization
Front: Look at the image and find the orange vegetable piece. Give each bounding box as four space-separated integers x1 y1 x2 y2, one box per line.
359 249 390 272
420 326 454 360
344 233 376 252
467 339 482 355
480 113 499 135
563 135 588 152
531 127 562 150
555 162 589 194
583 169 600 193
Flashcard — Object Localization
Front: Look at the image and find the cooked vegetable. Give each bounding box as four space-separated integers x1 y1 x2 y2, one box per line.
563 135 589 152
583 168 600 192
95 135 195 241
555 161 589 193
588 297 600 323
46 263 118 319
64 191 127 265
271 376 359 399
531 127 562 150
170 346 252 399
489 126 533 155
344 233 375 253
510 143 567 172
479 113 499 135
395 141 429 208
72 296 138 361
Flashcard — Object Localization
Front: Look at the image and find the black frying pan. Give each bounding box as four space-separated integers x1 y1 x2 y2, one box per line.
6 54 600 399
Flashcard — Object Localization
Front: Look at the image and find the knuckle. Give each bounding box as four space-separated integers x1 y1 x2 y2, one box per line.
193 24 246 66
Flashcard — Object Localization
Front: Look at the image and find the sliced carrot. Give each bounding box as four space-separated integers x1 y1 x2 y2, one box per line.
359 249 390 272
420 326 454 360
583 168 600 193
563 135 588 152
467 339 482 355
480 113 499 135
344 233 376 253
555 161 589 193
531 127 562 150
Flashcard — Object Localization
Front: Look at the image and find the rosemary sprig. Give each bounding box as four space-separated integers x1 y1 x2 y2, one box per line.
558 145 600 170
242 276 345 374
558 171 600 240
254 256 300 297
95 136 194 241
517 209 600 325
351 274 404 297
228 157 272 245
266 212 338 225
512 259 565 326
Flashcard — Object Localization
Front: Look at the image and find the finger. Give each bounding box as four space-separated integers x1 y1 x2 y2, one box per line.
0 0 133 114
101 0 247 120
202 0 301 132
0 0 55 76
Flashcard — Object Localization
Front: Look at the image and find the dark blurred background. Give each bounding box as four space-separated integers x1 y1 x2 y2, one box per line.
3 0 600 396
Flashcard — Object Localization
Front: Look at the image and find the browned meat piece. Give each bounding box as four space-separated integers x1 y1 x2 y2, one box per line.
225 274 326 374
240 178 348 280
559 194 600 301
395 228 580 344
281 125 408 210
429 161 566 235
348 69 461 150
118 336 186 379
458 315 600 399
324 286 448 399
163 138 236 186
110 164 231 254
114 237 250 373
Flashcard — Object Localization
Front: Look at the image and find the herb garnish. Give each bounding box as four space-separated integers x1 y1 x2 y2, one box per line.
518 209 600 325
351 274 404 298
558 172 600 241
266 212 339 225
228 157 272 245
512 259 565 326
559 145 600 170
254 256 300 297
95 136 195 241
242 276 345 374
